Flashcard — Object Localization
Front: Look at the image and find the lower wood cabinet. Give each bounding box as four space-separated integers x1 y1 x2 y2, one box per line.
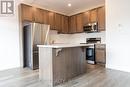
95 44 106 64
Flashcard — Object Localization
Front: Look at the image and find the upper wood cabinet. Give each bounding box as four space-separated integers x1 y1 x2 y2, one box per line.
90 9 97 22
48 12 55 30
33 8 44 23
69 15 77 33
69 6 105 33
54 13 62 32
76 13 83 33
61 16 69 34
20 4 105 33
97 6 105 31
42 10 49 24
83 11 90 25
21 4 33 22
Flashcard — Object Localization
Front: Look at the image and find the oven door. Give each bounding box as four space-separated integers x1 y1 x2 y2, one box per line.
86 47 95 64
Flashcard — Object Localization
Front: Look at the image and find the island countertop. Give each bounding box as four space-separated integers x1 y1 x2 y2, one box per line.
37 43 94 48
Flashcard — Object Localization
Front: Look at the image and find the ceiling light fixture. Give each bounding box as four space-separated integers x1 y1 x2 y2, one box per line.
68 3 72 7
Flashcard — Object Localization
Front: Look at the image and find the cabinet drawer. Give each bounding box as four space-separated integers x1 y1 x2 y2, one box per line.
95 44 106 64
95 44 105 49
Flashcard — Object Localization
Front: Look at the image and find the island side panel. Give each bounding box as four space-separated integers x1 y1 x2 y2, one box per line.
52 47 86 86
71 47 86 75
39 47 53 87
52 48 69 86
68 47 86 78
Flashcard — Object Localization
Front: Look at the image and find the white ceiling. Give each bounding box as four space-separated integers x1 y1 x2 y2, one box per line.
22 0 105 16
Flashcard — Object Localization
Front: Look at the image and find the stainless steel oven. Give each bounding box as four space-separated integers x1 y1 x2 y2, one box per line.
86 38 101 64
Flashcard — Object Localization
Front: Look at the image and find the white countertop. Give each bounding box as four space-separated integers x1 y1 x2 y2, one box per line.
37 43 94 48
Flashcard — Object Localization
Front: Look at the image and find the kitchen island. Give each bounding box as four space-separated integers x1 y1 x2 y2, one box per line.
37 44 94 87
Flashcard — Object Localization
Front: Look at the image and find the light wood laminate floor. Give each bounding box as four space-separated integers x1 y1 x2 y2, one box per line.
0 64 130 87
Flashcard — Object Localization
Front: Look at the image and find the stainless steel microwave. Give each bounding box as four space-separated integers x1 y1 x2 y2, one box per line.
83 22 98 33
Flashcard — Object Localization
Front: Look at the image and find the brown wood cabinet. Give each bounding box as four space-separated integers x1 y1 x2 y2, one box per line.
20 4 105 33
97 6 105 31
48 12 55 30
21 4 33 22
90 9 97 22
95 44 106 64
69 15 77 33
76 13 83 33
33 8 44 23
68 6 105 33
83 11 90 25
54 13 62 32
42 10 49 24
61 16 69 34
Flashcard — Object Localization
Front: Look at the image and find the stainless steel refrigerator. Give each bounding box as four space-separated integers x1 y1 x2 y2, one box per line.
23 23 50 70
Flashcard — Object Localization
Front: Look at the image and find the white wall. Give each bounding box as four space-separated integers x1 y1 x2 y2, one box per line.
106 0 130 72
50 31 105 44
0 0 20 71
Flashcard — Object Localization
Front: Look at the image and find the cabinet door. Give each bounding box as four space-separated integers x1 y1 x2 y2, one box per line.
61 16 69 34
42 10 49 24
54 13 62 32
33 8 44 23
48 12 55 30
90 9 97 22
21 4 33 22
96 49 106 64
83 11 90 25
95 44 106 64
64 16 69 34
76 13 83 33
97 6 105 31
69 16 77 33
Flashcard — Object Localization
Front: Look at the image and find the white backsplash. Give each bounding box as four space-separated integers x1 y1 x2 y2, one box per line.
49 30 106 44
